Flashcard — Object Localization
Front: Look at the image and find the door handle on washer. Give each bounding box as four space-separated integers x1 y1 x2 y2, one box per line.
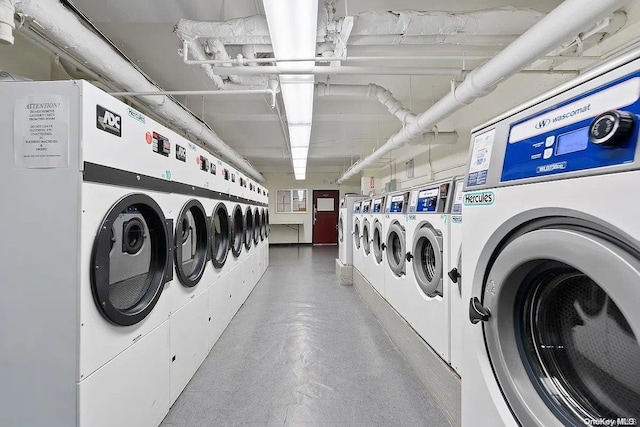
469 297 491 324
380 243 386 251
405 252 413 262
448 267 461 283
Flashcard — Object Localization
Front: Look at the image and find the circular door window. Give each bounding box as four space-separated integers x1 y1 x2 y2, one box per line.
211 202 230 269
265 209 270 237
231 204 244 258
353 219 361 250
483 227 640 426
260 209 267 240
412 224 443 296
386 221 405 276
338 215 344 243
372 220 384 264
175 200 209 288
91 193 169 326
244 206 253 251
362 220 371 256
253 208 262 245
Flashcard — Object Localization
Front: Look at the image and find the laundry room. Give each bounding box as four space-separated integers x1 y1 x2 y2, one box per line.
1 1 640 426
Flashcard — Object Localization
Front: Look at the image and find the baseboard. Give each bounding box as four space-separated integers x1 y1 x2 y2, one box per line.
352 268 461 427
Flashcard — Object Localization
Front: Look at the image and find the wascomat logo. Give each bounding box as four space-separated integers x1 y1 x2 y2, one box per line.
535 119 551 129
96 105 122 137
463 191 495 206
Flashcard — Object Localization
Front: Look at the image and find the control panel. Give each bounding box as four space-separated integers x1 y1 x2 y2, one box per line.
408 182 450 213
372 197 385 213
500 71 640 182
451 180 464 214
361 200 371 213
386 192 408 214
353 201 361 213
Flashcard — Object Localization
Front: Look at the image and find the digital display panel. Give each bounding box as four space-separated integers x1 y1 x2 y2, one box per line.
415 188 439 212
372 198 384 213
555 127 589 156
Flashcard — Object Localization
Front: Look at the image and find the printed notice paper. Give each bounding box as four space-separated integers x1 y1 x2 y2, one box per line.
14 95 69 168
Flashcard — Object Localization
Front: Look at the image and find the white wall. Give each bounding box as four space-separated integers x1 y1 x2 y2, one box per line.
265 172 360 244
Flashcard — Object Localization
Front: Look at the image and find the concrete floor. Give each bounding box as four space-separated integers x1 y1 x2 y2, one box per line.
161 245 451 426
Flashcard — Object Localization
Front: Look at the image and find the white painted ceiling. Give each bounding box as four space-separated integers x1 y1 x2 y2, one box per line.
62 0 640 177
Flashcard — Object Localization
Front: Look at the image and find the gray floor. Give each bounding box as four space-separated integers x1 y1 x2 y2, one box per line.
161 246 451 426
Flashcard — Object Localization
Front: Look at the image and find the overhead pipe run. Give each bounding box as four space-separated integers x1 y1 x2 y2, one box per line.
337 0 629 184
15 0 265 182
315 82 416 124
0 0 15 45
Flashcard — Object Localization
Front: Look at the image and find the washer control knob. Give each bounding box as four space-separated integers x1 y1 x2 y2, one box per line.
589 110 635 145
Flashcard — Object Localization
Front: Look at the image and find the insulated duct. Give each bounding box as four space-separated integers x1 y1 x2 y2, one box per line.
337 0 629 184
315 82 416 124
15 0 265 182
0 0 15 45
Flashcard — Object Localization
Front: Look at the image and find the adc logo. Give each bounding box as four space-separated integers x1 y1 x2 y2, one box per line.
535 118 551 129
96 105 122 137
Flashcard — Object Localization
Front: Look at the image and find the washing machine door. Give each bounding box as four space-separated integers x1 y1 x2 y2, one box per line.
231 204 244 258
476 227 640 426
411 224 443 296
260 209 267 240
338 213 344 243
372 219 384 264
386 220 406 276
353 219 361 250
244 206 253 251
91 193 170 326
253 208 260 244
362 219 371 256
211 202 230 269
265 209 270 237
175 199 209 288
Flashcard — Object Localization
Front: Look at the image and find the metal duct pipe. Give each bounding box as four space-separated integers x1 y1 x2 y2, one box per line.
192 65 463 77
15 0 265 182
315 82 416 124
337 0 629 184
0 0 15 45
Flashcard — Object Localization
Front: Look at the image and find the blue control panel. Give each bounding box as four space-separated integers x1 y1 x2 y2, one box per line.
387 194 405 213
362 203 370 213
451 181 464 214
415 189 438 212
372 198 384 213
501 71 640 182
353 202 361 213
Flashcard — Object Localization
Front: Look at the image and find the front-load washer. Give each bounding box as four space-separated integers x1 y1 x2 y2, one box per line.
445 176 465 375
360 198 374 283
462 51 640 426
0 81 176 426
366 195 387 297
338 195 363 266
383 190 412 319
352 200 365 278
403 179 454 363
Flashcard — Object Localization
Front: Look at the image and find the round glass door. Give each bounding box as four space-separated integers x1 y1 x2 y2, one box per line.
91 193 169 326
260 209 267 240
353 219 361 250
411 225 443 296
253 208 260 244
362 220 371 256
482 227 640 426
231 204 244 258
386 220 405 276
211 202 230 269
372 220 383 264
175 199 209 288
338 215 344 243
244 206 253 251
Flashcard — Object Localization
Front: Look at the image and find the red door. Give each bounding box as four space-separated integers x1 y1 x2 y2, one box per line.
312 190 340 245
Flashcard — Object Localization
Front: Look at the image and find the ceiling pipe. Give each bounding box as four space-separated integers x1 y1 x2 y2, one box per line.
337 0 629 184
181 39 225 89
316 82 416 124
15 0 265 182
0 0 15 45
194 65 463 77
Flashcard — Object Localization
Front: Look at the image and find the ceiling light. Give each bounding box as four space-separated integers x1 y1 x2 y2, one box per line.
289 125 311 148
281 82 314 125
291 146 309 159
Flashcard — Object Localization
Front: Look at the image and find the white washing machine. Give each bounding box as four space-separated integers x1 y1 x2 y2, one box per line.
0 81 175 426
462 51 640 426
360 198 375 283
383 190 412 318
338 195 363 265
351 200 365 277
445 176 465 375
403 179 454 362
367 195 387 297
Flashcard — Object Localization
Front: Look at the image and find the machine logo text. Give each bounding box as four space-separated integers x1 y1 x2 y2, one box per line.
96 105 122 137
463 191 495 206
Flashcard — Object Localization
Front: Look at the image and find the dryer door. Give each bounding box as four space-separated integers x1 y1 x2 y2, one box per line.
362 219 371 256
175 199 209 288
253 208 260 244
386 220 406 276
353 219 361 250
91 193 170 326
211 202 230 269
411 225 443 296
265 209 270 238
231 205 244 258
479 228 640 426
260 209 267 240
244 206 253 251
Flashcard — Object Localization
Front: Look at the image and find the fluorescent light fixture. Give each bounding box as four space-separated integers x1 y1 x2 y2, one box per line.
281 82 314 125
291 146 309 160
263 0 318 73
289 124 311 148
264 0 318 178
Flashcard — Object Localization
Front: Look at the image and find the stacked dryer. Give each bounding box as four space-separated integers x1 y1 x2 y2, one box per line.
0 80 269 427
